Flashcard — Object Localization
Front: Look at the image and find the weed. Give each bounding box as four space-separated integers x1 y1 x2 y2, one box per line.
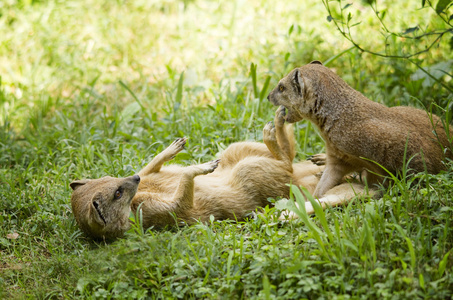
0 0 452 299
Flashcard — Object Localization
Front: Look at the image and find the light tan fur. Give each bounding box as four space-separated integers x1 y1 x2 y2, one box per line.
268 61 453 198
70 109 377 239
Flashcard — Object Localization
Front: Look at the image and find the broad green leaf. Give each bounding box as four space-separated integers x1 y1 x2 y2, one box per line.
175 71 185 104
438 250 451 277
288 24 294 36
403 26 419 34
343 3 353 9
436 0 452 13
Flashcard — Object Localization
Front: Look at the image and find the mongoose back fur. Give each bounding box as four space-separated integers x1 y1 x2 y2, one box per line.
268 61 452 197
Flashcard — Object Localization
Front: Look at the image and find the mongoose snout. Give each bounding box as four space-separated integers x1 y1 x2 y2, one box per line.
132 174 140 184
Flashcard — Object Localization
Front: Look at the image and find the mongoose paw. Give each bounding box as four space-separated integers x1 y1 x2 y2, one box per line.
274 106 286 127
263 121 277 143
167 137 187 159
309 153 327 166
199 159 221 174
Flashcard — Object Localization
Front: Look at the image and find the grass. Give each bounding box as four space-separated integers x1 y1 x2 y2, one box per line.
1 0 452 298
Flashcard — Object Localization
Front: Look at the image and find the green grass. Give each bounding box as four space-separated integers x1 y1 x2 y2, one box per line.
1 0 452 298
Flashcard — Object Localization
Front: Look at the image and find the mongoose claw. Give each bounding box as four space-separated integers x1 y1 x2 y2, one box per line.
263 121 274 131
263 122 277 143
310 153 327 166
170 137 187 150
199 159 221 174
166 137 188 159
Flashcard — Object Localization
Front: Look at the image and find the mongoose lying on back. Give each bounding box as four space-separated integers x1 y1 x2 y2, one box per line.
70 110 375 239
268 61 452 198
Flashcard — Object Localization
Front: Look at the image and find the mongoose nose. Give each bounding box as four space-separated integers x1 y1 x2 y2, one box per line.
267 94 270 101
132 174 140 183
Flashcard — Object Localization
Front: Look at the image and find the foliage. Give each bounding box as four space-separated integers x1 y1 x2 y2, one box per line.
0 0 452 299
322 0 453 93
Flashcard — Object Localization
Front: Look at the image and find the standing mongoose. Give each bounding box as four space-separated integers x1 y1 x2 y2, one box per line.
70 109 375 239
268 61 452 198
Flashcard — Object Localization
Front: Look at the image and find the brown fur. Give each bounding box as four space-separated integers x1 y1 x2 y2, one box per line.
70 109 377 239
268 61 453 197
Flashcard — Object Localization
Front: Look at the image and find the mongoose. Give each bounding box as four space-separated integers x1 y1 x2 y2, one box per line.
70 109 376 239
268 61 452 198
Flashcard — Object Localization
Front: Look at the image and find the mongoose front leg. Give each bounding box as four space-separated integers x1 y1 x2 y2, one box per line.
274 106 294 161
139 138 187 176
171 159 220 211
313 161 352 198
263 121 293 172
263 122 286 160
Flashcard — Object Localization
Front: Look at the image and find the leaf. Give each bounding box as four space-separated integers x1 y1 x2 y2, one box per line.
422 0 426 7
119 80 145 110
438 250 450 277
274 199 290 211
343 3 353 9
403 26 419 34
327 15 333 22
259 76 271 101
175 71 184 104
284 52 291 61
419 273 425 290
410 59 453 87
120 102 141 122
450 36 453 50
436 0 452 13
405 237 416 270
288 24 294 36
341 238 359 253
250 63 258 99
7 232 19 239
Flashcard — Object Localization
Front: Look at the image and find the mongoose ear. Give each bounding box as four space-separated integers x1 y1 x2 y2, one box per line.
70 179 90 191
309 60 323 65
292 69 304 96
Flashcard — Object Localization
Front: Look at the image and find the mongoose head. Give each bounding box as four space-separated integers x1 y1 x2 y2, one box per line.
70 174 141 239
267 60 328 123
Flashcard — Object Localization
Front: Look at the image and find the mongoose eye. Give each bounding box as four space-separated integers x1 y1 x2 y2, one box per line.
114 190 122 199
279 85 284 92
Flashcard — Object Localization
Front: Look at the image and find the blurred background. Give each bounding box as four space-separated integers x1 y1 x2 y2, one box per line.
0 1 452 297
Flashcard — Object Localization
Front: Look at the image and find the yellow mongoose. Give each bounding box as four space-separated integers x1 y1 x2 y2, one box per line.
70 109 375 239
268 61 452 197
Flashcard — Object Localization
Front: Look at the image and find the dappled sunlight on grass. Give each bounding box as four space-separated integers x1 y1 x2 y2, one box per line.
0 0 452 298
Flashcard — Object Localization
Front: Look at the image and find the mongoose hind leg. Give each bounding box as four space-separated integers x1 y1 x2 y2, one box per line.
133 159 220 228
188 159 221 175
306 182 380 214
139 138 187 176
170 159 221 211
